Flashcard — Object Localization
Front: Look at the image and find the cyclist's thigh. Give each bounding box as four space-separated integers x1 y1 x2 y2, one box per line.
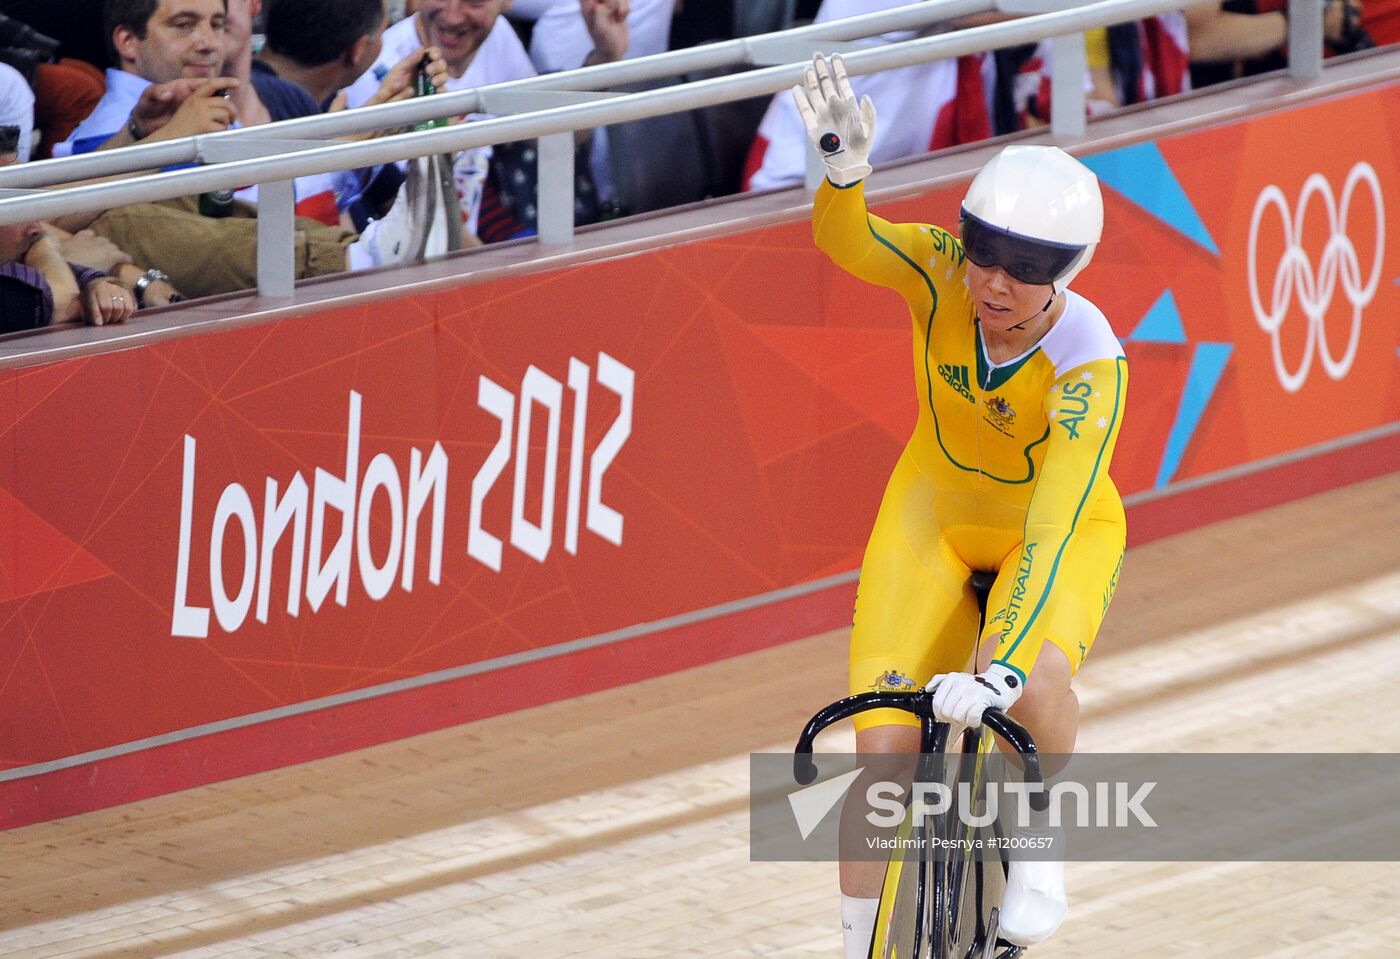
981 512 1126 675
850 451 980 733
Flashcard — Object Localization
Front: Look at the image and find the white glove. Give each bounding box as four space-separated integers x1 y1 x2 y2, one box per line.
792 53 877 187
927 664 1024 728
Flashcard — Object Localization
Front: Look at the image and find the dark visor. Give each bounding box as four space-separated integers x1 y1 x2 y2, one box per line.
958 209 1085 286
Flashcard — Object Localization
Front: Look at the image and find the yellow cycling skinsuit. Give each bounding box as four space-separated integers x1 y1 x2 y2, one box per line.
814 179 1128 732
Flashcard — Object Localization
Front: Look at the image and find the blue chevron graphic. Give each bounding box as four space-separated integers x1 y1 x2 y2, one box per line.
1083 144 1220 256
1156 342 1233 488
1128 290 1187 343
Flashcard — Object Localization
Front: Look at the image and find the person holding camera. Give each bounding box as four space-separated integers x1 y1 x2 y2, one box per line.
42 0 468 299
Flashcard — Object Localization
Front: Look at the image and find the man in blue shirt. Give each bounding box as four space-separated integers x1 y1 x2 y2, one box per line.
57 0 334 220
56 0 240 156
226 0 321 124
257 0 388 113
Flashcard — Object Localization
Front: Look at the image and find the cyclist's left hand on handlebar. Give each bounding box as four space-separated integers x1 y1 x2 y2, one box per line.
927 664 1024 728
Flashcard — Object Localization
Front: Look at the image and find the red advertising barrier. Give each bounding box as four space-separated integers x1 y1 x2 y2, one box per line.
2 82 1397 826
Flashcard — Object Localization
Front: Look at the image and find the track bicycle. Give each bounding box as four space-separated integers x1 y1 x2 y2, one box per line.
793 573 1047 959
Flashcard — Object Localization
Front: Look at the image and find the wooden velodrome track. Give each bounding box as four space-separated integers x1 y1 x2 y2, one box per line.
5 472 1400 957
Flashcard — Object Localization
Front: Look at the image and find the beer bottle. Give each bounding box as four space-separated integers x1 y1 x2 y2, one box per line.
199 89 236 217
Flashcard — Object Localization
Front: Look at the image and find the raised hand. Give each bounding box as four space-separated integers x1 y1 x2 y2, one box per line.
152 78 241 141
792 53 877 187
127 77 239 141
366 46 451 108
581 0 629 64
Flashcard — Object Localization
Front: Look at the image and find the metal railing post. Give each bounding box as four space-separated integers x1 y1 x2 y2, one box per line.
1050 31 1087 137
257 179 296 298
538 132 575 244
1289 0 1324 80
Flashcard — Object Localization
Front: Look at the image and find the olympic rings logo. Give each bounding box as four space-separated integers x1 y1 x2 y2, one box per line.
1247 162 1385 393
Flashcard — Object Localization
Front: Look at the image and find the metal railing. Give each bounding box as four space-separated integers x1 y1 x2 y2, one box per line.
0 0 1324 298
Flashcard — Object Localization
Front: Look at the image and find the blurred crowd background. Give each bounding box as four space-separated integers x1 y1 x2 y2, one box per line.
0 0 1392 326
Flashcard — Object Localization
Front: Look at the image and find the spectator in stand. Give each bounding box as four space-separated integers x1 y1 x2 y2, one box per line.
508 0 671 71
1324 0 1379 48
227 0 356 222
258 0 451 129
56 0 348 225
0 125 135 330
508 0 676 214
746 4 1195 191
1007 15 1190 131
341 0 629 239
744 0 992 193
0 72 187 306
258 0 418 230
42 0 459 299
342 0 624 102
0 10 109 157
668 3 745 48
1115 15 1192 102
53 222 186 308
55 0 242 157
1187 0 1364 87
0 60 32 158
258 0 387 111
1362 0 1400 43
224 0 317 124
32 59 107 159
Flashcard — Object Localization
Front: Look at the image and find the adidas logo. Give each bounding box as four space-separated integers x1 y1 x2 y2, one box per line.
938 363 976 404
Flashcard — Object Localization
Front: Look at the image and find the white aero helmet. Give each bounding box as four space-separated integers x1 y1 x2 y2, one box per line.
959 145 1104 292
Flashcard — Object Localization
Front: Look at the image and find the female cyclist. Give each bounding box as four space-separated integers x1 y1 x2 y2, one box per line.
795 54 1127 956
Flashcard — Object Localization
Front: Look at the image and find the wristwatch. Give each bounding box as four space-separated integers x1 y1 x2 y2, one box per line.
132 268 171 308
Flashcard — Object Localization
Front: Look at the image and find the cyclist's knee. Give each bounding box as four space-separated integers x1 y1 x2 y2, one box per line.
1006 646 1079 765
1018 643 1074 707
855 723 922 757
1010 680 1078 737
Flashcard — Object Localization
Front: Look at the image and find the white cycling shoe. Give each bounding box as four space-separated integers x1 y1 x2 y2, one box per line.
998 857 1068 946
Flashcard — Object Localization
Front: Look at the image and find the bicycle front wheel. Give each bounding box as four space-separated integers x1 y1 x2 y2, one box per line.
946 727 1023 959
868 798 940 959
